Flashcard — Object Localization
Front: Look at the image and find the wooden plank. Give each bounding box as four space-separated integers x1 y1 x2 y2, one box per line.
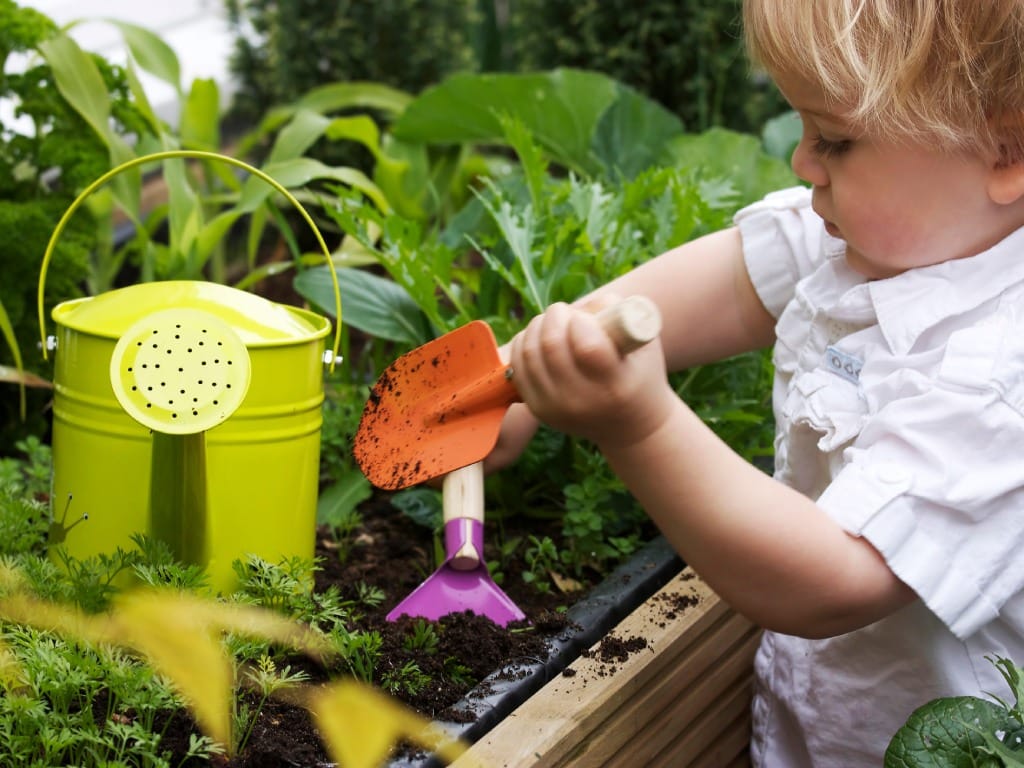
450 568 758 768
579 615 759 766
603 633 760 768
650 674 756 767
686 709 754 768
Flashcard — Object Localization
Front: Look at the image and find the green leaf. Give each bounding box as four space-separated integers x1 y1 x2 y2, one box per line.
180 78 221 151
664 127 800 204
237 158 389 215
0 300 26 418
885 696 1021 767
761 110 802 161
99 18 182 89
591 84 687 179
392 69 619 176
317 474 373 529
294 266 430 346
38 33 134 166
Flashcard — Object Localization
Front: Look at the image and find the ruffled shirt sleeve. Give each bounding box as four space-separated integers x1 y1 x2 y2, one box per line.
733 185 838 318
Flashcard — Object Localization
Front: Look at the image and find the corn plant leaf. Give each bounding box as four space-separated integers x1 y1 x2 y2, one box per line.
309 681 471 768
0 300 27 417
38 33 140 214
248 81 412 148
180 78 221 151
239 158 390 214
93 18 182 90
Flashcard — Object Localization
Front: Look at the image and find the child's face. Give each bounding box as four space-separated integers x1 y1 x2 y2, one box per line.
775 71 1020 279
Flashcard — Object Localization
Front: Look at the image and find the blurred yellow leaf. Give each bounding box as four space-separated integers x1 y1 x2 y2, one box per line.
112 591 234 748
309 680 474 768
112 590 334 750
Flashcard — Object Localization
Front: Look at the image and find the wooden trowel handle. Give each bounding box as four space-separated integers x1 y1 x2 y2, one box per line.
443 461 486 569
594 295 662 354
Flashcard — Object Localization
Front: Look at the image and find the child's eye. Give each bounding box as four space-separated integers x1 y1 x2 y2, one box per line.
811 134 853 158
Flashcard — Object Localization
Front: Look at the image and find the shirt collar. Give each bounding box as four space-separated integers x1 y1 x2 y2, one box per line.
865 225 1024 355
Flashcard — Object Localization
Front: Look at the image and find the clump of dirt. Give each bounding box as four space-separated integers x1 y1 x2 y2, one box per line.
577 634 650 678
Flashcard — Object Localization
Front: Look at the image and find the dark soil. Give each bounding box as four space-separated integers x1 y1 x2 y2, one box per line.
152 496 666 767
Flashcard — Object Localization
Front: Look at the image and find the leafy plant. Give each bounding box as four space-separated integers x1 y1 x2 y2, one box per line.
295 77 794 585
886 656 1024 767
0 484 467 768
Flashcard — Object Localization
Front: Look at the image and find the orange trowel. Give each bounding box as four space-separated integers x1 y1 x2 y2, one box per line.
355 297 662 626
353 295 663 491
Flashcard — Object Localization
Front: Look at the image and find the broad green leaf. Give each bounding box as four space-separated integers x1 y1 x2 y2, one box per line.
317 474 373 529
590 84 685 179
761 110 802 161
392 69 622 176
664 127 800 203
885 696 1020 767
294 266 429 346
393 68 683 181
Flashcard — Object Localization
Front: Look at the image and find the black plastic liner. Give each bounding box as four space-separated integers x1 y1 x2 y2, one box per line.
387 535 684 768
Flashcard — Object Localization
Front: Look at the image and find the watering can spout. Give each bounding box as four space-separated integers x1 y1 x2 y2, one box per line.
109 308 252 567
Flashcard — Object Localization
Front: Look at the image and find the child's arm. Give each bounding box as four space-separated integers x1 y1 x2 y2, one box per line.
506 283 916 641
485 227 776 473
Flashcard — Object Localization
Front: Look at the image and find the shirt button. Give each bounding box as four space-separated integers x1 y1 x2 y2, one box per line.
874 463 908 485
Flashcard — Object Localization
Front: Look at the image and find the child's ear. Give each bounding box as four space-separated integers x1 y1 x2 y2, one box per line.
988 155 1024 205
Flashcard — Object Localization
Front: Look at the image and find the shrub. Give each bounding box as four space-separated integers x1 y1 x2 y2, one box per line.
506 0 788 132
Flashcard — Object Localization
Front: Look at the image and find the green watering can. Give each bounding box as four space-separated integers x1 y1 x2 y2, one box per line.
37 151 343 592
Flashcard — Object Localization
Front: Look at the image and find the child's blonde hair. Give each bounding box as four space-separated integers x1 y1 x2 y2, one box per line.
743 0 1024 161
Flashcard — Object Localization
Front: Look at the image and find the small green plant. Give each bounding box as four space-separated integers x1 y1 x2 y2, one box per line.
401 619 440 655
334 629 384 684
235 653 311 753
444 657 477 688
381 660 432 697
522 536 559 594
886 656 1024 766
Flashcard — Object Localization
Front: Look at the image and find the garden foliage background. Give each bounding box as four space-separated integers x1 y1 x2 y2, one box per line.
0 1 812 765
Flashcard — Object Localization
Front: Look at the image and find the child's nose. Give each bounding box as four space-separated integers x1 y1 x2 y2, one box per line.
791 137 829 187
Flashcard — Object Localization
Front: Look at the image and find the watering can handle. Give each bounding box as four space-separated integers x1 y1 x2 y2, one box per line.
36 149 344 371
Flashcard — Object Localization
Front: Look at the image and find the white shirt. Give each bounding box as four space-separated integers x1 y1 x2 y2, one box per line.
735 186 1024 767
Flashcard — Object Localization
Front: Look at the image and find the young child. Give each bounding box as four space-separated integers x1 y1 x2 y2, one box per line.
487 1 1024 764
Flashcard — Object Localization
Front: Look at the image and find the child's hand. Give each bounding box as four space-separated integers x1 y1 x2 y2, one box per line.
508 299 676 448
